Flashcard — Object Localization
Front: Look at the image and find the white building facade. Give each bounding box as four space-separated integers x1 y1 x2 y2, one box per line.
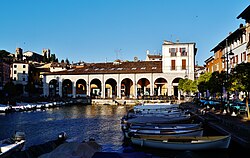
11 62 29 85
42 40 197 99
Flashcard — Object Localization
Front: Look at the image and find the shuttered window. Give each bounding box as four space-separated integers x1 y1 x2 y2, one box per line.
171 60 176 70
182 59 186 70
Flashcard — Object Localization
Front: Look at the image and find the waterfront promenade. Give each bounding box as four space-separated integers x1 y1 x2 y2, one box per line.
180 102 250 149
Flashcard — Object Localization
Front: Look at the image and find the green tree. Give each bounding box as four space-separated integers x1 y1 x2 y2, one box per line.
231 63 250 119
197 72 212 97
178 78 197 95
0 50 11 58
43 55 48 63
65 58 70 65
208 71 226 97
50 54 57 62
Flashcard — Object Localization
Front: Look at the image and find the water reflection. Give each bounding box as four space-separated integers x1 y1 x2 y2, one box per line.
0 104 131 151
0 104 242 157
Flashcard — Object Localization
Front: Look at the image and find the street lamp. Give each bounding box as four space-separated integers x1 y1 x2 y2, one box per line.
221 39 234 105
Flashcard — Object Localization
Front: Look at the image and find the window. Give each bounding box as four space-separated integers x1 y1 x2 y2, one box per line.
23 71 25 74
235 55 238 64
180 48 187 56
182 59 186 70
169 48 177 56
171 60 176 70
23 78 25 81
14 77 16 81
14 70 17 74
23 65 26 68
14 65 17 68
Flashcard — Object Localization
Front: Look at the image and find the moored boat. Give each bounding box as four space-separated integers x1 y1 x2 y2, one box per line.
131 135 231 150
126 127 204 139
0 131 26 157
0 104 12 113
122 123 203 138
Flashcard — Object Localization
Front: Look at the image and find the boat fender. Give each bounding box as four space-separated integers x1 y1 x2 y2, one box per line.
58 131 67 141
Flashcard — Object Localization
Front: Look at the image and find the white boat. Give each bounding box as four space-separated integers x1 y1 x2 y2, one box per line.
0 131 26 157
125 127 204 139
123 114 191 125
133 103 180 114
122 123 203 138
131 135 231 150
129 123 202 131
0 104 11 113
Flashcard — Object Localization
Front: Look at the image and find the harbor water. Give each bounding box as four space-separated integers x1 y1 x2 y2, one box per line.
0 104 246 158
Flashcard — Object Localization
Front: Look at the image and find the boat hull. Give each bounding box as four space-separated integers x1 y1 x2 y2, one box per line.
0 140 25 157
131 135 231 150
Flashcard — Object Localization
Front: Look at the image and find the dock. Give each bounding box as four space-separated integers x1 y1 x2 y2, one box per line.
181 102 250 149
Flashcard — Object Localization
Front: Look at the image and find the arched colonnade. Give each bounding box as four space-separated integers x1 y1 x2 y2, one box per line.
43 73 183 99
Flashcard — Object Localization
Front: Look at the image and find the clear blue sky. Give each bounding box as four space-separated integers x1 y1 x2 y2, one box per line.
1 0 249 65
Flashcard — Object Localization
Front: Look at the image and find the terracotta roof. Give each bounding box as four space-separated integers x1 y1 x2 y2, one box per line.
44 61 162 75
237 5 250 20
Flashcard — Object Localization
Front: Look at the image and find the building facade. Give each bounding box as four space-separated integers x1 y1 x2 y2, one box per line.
205 5 249 73
10 62 29 85
42 40 197 99
0 61 10 90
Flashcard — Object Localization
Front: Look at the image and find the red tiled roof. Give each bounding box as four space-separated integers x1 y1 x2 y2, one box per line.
44 61 162 75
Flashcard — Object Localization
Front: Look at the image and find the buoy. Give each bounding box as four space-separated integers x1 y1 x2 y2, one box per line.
58 131 67 141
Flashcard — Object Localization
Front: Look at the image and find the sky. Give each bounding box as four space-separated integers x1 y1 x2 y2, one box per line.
0 0 249 65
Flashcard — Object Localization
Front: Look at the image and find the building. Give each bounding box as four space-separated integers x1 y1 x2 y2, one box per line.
194 65 206 80
205 5 249 73
237 5 250 62
145 50 162 61
10 62 29 85
42 40 197 99
23 51 43 63
15 48 23 61
0 60 10 90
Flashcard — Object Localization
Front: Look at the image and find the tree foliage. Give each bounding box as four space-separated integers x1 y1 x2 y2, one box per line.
231 63 250 119
208 71 226 95
178 78 197 94
232 63 250 92
0 50 11 58
197 72 212 94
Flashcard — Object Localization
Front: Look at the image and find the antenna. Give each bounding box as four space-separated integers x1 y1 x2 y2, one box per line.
115 49 122 60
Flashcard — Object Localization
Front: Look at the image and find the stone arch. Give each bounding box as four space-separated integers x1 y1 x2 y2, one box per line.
62 79 73 97
121 78 133 98
154 77 168 96
105 78 117 98
137 78 150 97
90 78 102 98
76 79 87 97
172 77 182 98
49 79 58 97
